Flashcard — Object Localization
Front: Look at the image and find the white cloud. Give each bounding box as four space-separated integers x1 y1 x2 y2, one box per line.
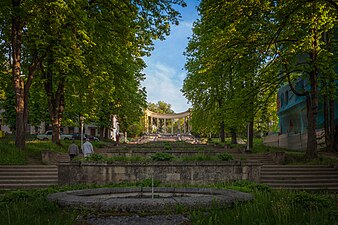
142 61 190 113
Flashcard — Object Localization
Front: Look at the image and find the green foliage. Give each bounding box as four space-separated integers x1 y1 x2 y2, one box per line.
179 153 214 161
148 101 175 114
83 153 105 162
189 189 336 225
292 191 334 210
230 180 271 193
0 0 186 146
0 142 27 165
136 178 161 187
150 152 174 161
0 181 336 225
217 152 234 161
163 142 172 150
183 0 338 155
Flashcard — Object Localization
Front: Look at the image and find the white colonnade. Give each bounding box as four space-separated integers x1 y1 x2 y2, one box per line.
145 109 191 134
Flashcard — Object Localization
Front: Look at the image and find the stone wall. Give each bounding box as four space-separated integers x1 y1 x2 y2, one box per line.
58 161 261 186
102 149 227 158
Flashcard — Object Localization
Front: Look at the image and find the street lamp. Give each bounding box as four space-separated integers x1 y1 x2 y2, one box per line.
80 115 84 150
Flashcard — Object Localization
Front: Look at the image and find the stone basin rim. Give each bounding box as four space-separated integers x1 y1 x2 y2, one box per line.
47 187 254 213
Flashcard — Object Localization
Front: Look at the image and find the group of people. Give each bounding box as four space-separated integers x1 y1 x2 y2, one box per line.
68 138 94 160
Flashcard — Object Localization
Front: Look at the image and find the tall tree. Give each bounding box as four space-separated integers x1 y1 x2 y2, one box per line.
148 101 175 114
183 0 337 158
0 0 46 149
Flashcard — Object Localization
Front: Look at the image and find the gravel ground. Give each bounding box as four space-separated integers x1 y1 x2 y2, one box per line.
80 214 191 225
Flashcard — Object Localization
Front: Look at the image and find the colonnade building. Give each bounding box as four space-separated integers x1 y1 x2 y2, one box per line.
144 109 191 134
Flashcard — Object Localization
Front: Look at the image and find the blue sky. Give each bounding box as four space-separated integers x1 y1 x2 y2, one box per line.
141 0 200 113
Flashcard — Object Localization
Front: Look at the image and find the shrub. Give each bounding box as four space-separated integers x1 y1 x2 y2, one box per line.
291 191 334 210
83 153 105 162
151 152 174 161
217 152 234 161
136 178 161 187
163 143 172 150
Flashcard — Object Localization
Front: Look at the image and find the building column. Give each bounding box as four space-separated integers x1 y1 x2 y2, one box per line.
171 119 174 134
178 118 181 134
184 117 187 134
145 115 149 133
150 116 153 133
164 118 167 134
187 117 190 134
157 118 159 132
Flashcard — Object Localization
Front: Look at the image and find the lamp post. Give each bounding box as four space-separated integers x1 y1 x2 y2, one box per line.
80 115 84 150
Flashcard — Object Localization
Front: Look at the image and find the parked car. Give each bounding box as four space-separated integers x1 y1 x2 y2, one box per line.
72 133 99 141
37 130 74 141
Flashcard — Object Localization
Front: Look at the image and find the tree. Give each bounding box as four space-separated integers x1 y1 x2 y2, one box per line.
148 101 175 114
1 0 186 146
0 0 47 149
183 0 337 158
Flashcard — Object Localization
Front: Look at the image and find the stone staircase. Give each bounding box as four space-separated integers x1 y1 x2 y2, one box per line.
0 165 58 190
234 153 275 165
224 148 276 165
260 165 338 192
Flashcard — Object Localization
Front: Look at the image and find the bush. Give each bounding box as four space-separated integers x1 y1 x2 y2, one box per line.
163 143 172 150
151 152 174 161
136 178 161 187
291 191 334 210
83 153 105 162
217 152 234 161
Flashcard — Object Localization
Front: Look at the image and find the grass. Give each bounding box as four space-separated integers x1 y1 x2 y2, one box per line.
189 190 337 225
0 181 336 225
285 151 338 166
0 136 109 165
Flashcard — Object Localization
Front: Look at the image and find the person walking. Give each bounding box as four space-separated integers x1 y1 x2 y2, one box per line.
82 138 94 157
68 140 79 161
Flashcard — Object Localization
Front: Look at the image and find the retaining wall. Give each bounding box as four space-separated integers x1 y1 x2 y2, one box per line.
103 149 227 158
58 161 261 186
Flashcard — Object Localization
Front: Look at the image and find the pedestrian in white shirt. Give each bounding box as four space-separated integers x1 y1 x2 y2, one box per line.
82 138 94 157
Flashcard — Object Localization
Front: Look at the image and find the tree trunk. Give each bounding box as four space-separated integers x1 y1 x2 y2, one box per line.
230 129 237 145
219 121 225 143
305 26 319 160
51 117 60 144
306 95 318 159
44 72 65 145
99 126 104 139
104 127 109 139
324 96 330 150
12 0 26 149
247 121 254 151
329 99 335 152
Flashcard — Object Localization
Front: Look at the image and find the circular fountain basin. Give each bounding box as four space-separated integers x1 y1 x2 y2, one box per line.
47 187 253 213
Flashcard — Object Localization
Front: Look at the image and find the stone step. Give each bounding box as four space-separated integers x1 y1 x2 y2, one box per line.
260 164 338 192
261 170 338 175
0 171 57 175
0 183 58 189
0 165 57 169
0 179 58 184
262 182 338 188
271 186 338 192
261 174 338 179
260 178 338 184
0 175 58 180
261 166 336 172
262 165 334 168
0 165 58 190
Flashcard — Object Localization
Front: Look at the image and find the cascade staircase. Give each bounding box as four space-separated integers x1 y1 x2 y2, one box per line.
0 165 58 190
224 148 276 165
260 165 338 192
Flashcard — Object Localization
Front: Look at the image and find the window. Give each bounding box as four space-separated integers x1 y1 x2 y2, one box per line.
285 91 289 105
